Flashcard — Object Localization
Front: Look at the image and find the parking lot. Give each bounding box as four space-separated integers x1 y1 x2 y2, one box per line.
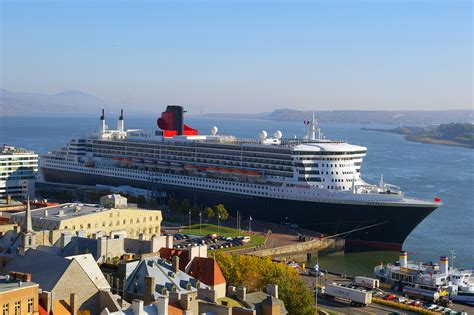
171 233 251 250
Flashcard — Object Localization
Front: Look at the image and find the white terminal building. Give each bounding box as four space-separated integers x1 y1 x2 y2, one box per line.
0 145 38 199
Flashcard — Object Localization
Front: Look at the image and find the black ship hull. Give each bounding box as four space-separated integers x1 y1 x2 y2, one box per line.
41 167 438 251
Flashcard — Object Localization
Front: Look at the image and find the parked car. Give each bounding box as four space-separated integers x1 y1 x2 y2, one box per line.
384 294 397 301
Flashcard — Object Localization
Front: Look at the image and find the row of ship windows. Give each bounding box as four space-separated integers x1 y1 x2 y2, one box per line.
89 144 292 160
90 140 292 155
295 150 366 155
53 161 353 193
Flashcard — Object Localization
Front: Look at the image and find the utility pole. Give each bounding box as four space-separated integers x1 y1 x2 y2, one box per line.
236 211 240 233
249 215 252 234
218 214 221 235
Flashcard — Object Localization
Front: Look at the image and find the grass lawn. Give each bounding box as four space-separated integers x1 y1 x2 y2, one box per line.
183 223 266 251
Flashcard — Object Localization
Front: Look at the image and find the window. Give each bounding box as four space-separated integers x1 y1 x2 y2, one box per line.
2 303 9 315
14 301 20 315
27 298 33 313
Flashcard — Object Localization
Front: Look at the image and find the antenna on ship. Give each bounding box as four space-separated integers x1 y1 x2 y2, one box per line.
99 108 106 133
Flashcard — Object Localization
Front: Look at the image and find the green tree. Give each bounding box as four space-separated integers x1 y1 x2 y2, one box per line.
214 204 229 222
146 198 158 209
180 199 190 216
190 204 200 217
168 198 179 212
204 206 214 220
137 195 146 208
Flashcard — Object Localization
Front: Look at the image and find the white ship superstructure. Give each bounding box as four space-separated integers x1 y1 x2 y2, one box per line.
40 106 440 250
375 252 474 305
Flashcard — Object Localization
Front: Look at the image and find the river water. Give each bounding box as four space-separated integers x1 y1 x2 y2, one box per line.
1 115 472 272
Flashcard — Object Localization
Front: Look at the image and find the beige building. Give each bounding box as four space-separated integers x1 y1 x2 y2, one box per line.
0 273 39 315
9 195 162 244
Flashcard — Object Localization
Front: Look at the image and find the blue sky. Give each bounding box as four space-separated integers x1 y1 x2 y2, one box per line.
1 0 472 113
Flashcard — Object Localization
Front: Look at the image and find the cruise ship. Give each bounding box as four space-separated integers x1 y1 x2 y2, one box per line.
40 106 441 250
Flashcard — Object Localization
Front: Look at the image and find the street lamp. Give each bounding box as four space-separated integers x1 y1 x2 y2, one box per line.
199 210 202 234
217 214 221 235
188 210 191 231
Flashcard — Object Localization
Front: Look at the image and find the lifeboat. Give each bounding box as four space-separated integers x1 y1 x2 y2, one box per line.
184 164 199 171
243 170 260 177
131 158 143 163
170 162 183 170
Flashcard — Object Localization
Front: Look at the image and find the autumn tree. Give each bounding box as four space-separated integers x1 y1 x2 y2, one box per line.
214 252 314 315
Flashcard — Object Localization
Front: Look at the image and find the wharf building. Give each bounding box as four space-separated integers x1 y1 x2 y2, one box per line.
9 194 163 246
0 145 38 199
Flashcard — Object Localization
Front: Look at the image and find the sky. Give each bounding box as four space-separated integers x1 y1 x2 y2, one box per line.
1 0 472 114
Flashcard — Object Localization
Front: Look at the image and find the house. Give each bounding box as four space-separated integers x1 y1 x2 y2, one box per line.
186 257 226 299
2 249 121 314
227 285 287 315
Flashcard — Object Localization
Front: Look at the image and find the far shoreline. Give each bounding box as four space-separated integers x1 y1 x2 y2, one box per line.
362 127 473 149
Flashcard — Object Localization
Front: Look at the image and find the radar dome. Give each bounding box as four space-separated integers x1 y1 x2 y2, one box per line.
274 130 283 139
259 130 268 140
211 126 218 135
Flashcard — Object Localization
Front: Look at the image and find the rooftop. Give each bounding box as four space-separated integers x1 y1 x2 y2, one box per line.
1 145 36 156
10 201 156 222
0 274 38 294
187 257 226 286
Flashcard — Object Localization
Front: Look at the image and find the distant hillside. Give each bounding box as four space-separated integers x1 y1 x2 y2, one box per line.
206 108 472 124
0 89 106 116
363 123 474 148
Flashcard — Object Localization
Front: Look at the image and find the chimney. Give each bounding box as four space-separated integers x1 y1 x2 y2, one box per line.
143 276 155 305
439 256 449 274
227 286 236 297
172 255 180 272
99 109 106 133
23 273 32 282
266 284 278 299
131 299 144 315
39 291 52 313
399 251 407 268
261 296 281 315
117 109 124 132
70 293 78 315
236 286 246 302
155 296 168 315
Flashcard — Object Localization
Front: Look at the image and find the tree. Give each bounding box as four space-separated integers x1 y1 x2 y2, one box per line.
168 198 179 212
180 199 190 216
214 204 229 222
137 195 146 208
146 198 158 209
215 252 314 315
204 207 214 220
190 204 200 217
